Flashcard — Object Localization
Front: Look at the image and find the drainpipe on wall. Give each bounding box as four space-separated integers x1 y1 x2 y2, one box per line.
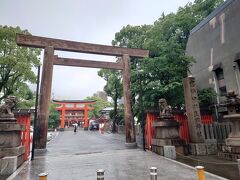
233 62 240 95
212 74 220 120
213 74 220 104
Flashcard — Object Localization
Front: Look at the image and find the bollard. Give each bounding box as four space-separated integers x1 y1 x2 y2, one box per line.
149 167 157 180
195 166 205 180
39 172 48 180
97 169 105 180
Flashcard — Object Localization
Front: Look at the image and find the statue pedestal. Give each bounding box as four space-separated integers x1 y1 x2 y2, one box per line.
151 117 187 157
0 123 25 176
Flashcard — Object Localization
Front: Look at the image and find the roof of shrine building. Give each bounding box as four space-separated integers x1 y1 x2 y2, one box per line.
53 99 96 103
190 0 235 35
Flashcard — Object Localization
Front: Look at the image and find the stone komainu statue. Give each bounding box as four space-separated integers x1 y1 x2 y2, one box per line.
158 98 172 117
0 96 17 118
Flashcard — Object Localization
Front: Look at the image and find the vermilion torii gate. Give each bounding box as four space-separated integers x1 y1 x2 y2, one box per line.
54 99 95 129
16 34 149 150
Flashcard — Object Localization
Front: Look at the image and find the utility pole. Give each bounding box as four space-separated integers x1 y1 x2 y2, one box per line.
31 65 40 160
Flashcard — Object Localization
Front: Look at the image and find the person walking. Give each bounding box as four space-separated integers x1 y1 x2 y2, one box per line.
74 124 77 133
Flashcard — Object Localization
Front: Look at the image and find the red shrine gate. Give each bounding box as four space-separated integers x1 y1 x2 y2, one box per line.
16 34 149 150
54 100 95 130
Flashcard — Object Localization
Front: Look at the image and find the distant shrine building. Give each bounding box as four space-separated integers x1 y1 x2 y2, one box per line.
186 0 240 103
53 100 95 130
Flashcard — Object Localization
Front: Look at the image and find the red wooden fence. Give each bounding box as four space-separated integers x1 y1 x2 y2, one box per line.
175 114 191 143
15 110 33 161
145 112 213 149
145 113 157 150
201 115 213 124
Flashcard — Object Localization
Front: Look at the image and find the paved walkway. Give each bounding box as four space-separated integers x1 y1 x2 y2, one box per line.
10 130 226 180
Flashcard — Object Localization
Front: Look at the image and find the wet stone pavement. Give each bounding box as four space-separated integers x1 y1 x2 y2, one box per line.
10 130 226 180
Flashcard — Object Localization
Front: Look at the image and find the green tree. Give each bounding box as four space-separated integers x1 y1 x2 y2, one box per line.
98 69 122 132
85 96 111 118
0 26 41 104
198 88 217 106
16 88 35 108
48 102 60 129
142 0 223 109
109 106 124 125
112 24 151 48
98 0 224 124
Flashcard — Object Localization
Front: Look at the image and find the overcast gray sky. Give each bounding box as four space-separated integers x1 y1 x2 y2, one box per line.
0 0 193 100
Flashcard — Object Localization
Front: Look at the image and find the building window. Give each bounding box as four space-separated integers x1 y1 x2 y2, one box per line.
215 68 227 96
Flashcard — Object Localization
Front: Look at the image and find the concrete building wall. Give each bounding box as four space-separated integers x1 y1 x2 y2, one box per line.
186 0 240 101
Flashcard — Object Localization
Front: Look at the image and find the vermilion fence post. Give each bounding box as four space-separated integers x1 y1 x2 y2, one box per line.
201 115 213 124
24 114 31 160
145 112 157 150
175 114 191 143
16 113 31 161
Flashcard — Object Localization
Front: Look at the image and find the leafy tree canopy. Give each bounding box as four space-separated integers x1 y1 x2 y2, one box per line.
98 0 224 123
48 101 60 129
85 96 111 118
98 69 122 100
198 88 217 106
0 25 41 105
98 69 122 132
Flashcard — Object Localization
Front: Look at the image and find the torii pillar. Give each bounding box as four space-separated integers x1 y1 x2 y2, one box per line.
35 46 54 150
60 104 66 129
83 104 89 130
122 54 136 148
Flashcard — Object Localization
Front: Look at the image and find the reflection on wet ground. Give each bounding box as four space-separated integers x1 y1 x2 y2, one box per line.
10 130 227 180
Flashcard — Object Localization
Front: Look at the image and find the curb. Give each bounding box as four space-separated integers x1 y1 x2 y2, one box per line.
6 160 30 180
162 155 229 180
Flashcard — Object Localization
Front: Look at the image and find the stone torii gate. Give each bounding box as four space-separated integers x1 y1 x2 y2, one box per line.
16 34 149 150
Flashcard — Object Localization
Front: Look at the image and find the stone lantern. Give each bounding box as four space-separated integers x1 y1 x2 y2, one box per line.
222 91 240 158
